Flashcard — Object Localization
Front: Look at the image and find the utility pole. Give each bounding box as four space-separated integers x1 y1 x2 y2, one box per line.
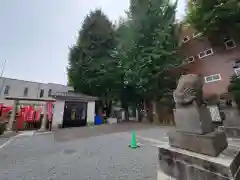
0 60 6 77
0 60 7 95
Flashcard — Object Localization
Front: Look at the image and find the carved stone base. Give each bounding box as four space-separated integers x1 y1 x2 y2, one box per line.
158 144 240 180
219 126 240 138
225 127 240 138
173 106 213 134
168 130 228 157
223 108 240 127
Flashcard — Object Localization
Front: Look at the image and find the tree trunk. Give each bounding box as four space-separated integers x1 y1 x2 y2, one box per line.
121 100 129 121
105 100 112 118
95 100 104 116
152 100 160 124
142 100 149 123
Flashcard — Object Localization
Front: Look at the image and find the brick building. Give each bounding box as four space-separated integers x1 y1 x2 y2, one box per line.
174 25 240 98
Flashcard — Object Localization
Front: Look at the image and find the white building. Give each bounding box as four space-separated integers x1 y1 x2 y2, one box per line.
0 77 98 129
0 77 73 106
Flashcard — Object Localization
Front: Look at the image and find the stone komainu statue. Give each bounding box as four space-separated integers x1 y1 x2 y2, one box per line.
173 74 204 107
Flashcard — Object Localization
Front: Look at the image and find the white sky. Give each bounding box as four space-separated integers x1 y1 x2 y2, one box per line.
0 0 186 85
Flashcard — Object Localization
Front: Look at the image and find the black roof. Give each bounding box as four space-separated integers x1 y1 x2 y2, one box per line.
51 92 98 102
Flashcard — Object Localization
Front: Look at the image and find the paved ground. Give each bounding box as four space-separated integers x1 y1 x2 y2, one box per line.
0 123 171 180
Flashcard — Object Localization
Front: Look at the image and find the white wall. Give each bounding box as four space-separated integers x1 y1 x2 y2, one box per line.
87 101 95 124
52 100 65 128
0 77 73 106
52 100 96 128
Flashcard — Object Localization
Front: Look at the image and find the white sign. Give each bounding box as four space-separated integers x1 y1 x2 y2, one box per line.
208 105 221 122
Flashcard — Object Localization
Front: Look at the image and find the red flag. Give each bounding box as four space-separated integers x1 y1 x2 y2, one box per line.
25 106 34 122
35 107 42 121
47 102 53 121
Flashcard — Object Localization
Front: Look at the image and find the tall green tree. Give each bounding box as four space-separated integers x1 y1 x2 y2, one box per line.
67 9 119 116
116 0 182 122
187 0 240 43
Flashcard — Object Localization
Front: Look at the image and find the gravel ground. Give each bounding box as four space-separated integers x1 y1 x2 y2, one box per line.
0 125 169 180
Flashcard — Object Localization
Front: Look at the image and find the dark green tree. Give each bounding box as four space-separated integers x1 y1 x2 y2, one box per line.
187 0 240 44
67 9 120 117
116 0 182 122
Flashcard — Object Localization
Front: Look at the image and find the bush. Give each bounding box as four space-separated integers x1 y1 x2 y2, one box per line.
228 75 240 108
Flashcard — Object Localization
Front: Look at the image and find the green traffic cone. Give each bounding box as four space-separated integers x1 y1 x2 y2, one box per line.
129 131 140 149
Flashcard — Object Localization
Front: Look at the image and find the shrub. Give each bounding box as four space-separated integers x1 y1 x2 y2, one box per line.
228 75 240 109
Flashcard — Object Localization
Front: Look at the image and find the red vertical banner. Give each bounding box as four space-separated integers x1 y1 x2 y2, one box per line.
47 102 53 121
17 107 25 130
25 106 34 122
23 106 28 121
35 107 42 121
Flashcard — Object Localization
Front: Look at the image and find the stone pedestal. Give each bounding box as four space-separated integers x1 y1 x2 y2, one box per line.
225 127 240 137
168 130 228 156
174 106 213 134
160 74 239 179
157 143 240 180
170 105 227 156
223 108 240 138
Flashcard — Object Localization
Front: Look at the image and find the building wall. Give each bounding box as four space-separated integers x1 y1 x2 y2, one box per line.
52 100 65 128
87 101 95 124
52 100 96 128
0 77 73 106
177 26 240 97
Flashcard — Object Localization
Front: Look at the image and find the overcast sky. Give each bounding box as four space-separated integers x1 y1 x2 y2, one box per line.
0 0 186 85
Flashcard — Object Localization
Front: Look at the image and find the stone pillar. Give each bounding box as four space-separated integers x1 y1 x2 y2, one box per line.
7 100 18 131
39 102 48 131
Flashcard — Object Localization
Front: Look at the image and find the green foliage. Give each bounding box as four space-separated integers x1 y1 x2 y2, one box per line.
228 75 240 105
187 0 240 42
117 0 182 100
68 1 182 113
67 9 120 101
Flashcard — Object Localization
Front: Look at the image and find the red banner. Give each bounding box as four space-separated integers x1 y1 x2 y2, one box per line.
47 102 53 121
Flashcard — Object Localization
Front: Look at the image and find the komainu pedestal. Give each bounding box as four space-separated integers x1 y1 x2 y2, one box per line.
169 105 228 156
223 107 240 138
157 74 240 180
157 143 240 180
170 74 227 156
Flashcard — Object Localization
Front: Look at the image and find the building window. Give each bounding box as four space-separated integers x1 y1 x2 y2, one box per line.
204 74 221 83
234 68 240 77
23 87 28 96
199 52 205 59
198 48 214 59
193 32 202 38
48 89 52 97
186 56 195 63
40 89 44 98
4 85 10 95
205 49 213 55
233 60 240 69
183 36 190 43
224 37 236 50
